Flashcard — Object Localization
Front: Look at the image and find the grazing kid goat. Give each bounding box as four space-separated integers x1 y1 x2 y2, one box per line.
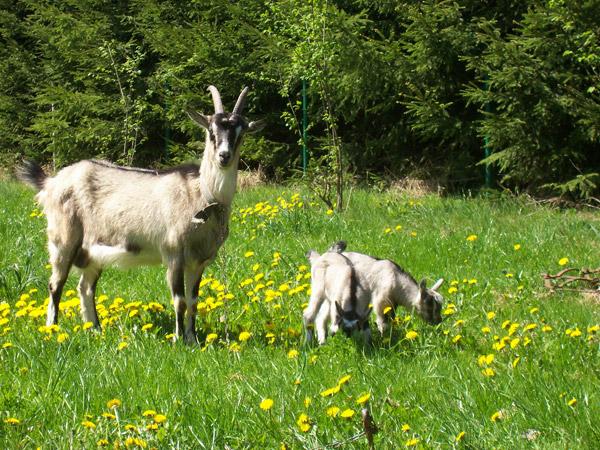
17 86 263 344
329 241 444 335
303 247 371 345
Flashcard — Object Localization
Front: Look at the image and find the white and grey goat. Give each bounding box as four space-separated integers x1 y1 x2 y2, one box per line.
303 248 371 345
329 241 444 335
17 86 263 344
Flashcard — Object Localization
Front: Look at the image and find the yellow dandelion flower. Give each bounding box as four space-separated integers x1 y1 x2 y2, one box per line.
82 321 94 331
206 333 218 344
101 412 116 420
296 413 311 432
448 286 458 294
405 438 419 447
326 406 340 417
97 438 109 446
238 331 252 342
81 420 96 429
401 424 411 432
338 374 352 385
456 431 466 442
452 334 462 343
513 244 521 250
4 417 20 425
3 342 14 349
326 209 334 216
107 398 121 409
340 409 355 418
124 424 138 432
542 325 553 332
356 393 371 405
466 234 477 242
482 367 495 377
287 349 299 359
260 398 274 411
244 251 255 258
141 323 153 331
490 411 503 422
405 330 418 340
153 414 167 424
383 306 393 315
165 333 175 340
558 257 569 266
142 410 157 417
320 385 341 397
512 357 520 368
384 227 392 234
567 398 577 407
117 342 128 351
304 397 311 408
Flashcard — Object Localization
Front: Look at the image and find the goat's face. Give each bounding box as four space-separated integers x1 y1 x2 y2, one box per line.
187 86 265 169
209 113 247 168
335 302 368 336
419 278 444 325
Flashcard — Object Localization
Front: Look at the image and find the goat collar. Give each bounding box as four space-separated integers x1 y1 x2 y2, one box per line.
191 202 226 224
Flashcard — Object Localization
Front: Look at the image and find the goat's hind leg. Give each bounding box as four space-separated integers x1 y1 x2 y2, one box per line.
46 241 77 326
77 266 102 329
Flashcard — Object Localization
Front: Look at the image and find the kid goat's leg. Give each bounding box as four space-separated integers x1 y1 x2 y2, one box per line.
167 257 186 342
303 280 326 343
77 267 102 328
183 266 203 345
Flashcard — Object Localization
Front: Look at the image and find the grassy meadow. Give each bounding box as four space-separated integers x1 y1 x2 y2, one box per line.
0 180 598 449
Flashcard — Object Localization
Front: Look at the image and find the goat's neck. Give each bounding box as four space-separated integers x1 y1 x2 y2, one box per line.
394 273 422 309
199 141 238 206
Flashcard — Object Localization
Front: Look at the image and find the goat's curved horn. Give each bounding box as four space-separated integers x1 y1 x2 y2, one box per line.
207 85 224 114
232 86 249 116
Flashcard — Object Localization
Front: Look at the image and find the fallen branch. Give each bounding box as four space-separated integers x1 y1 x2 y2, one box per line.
542 267 600 292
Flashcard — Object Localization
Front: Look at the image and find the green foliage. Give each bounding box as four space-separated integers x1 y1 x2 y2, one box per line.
464 0 600 199
0 0 598 200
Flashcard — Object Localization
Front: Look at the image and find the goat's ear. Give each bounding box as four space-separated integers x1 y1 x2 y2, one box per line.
247 119 266 134
187 110 210 129
431 278 444 291
419 279 428 292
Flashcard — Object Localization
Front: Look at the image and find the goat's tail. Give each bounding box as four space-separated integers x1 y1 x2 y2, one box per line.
16 160 47 191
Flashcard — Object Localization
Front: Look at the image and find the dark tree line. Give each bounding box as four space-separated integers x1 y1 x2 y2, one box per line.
1 0 598 199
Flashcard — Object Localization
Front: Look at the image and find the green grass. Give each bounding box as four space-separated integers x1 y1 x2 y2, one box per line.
0 180 598 449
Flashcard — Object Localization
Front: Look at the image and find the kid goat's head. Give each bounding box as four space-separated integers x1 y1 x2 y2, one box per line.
187 86 264 168
418 278 444 325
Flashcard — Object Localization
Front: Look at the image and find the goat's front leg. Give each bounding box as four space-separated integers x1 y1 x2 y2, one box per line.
303 284 326 344
167 258 186 342
183 266 203 345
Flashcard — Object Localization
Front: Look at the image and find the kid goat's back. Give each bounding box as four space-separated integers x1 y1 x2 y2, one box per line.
17 85 263 344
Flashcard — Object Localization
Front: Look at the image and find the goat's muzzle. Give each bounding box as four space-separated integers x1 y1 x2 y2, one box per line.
218 151 232 167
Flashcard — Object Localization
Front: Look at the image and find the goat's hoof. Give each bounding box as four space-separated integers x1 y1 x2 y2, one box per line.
184 332 199 346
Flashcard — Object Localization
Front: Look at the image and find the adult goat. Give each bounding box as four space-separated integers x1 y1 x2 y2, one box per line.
17 86 263 344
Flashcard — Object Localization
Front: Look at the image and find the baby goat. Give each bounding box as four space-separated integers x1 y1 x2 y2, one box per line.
329 241 444 334
303 247 371 345
17 86 263 344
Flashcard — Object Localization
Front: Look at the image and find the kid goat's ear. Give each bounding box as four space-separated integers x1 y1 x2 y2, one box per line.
186 110 210 129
